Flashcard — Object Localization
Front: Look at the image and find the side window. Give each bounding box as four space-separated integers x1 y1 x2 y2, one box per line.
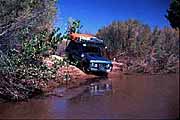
67 41 74 49
71 42 77 49
66 41 83 54
67 41 78 51
77 43 83 53
66 41 73 51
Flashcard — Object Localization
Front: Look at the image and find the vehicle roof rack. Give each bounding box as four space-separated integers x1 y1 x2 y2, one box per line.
70 33 103 44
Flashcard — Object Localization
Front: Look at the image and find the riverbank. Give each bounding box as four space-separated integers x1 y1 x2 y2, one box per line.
0 58 124 103
112 56 179 74
27 58 180 100
0 57 179 102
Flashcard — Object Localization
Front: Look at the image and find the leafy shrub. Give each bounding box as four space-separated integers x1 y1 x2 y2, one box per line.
96 19 179 73
0 28 63 101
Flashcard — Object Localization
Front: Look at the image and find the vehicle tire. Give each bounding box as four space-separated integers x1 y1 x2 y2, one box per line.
68 54 73 61
81 61 89 74
68 54 75 65
82 66 90 74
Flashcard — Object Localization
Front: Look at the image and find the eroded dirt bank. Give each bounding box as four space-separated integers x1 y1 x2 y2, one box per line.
42 61 123 93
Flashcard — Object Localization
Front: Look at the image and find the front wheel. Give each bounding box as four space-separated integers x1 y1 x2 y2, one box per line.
81 61 90 74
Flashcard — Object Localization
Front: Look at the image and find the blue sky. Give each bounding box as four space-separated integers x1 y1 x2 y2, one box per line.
54 0 171 34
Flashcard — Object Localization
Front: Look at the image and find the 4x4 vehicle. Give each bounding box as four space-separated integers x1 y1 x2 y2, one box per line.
65 33 113 73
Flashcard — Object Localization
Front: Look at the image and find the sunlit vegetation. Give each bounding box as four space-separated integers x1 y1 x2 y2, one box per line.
96 19 179 73
0 0 62 101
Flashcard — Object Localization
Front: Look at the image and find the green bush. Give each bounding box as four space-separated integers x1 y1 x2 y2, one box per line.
0 28 63 101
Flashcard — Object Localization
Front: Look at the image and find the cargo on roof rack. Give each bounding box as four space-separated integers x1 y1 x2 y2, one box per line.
70 33 103 43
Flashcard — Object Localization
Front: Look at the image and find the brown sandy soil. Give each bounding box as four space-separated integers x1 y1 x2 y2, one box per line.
42 61 124 96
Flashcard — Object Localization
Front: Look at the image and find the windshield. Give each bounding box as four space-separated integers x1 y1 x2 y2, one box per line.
83 46 101 56
90 37 103 43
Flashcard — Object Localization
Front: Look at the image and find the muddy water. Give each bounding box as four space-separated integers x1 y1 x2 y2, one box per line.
0 74 179 119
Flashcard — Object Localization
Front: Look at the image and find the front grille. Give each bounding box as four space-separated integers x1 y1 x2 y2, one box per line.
99 64 105 70
90 62 112 70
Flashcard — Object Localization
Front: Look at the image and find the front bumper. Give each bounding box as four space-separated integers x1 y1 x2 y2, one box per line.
88 64 113 72
89 68 112 72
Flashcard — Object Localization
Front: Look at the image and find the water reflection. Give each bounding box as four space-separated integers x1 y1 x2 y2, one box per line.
88 80 112 96
0 74 179 119
69 78 113 104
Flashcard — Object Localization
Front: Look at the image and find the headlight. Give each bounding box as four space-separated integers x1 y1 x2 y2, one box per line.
94 63 98 67
92 63 98 67
106 64 110 68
